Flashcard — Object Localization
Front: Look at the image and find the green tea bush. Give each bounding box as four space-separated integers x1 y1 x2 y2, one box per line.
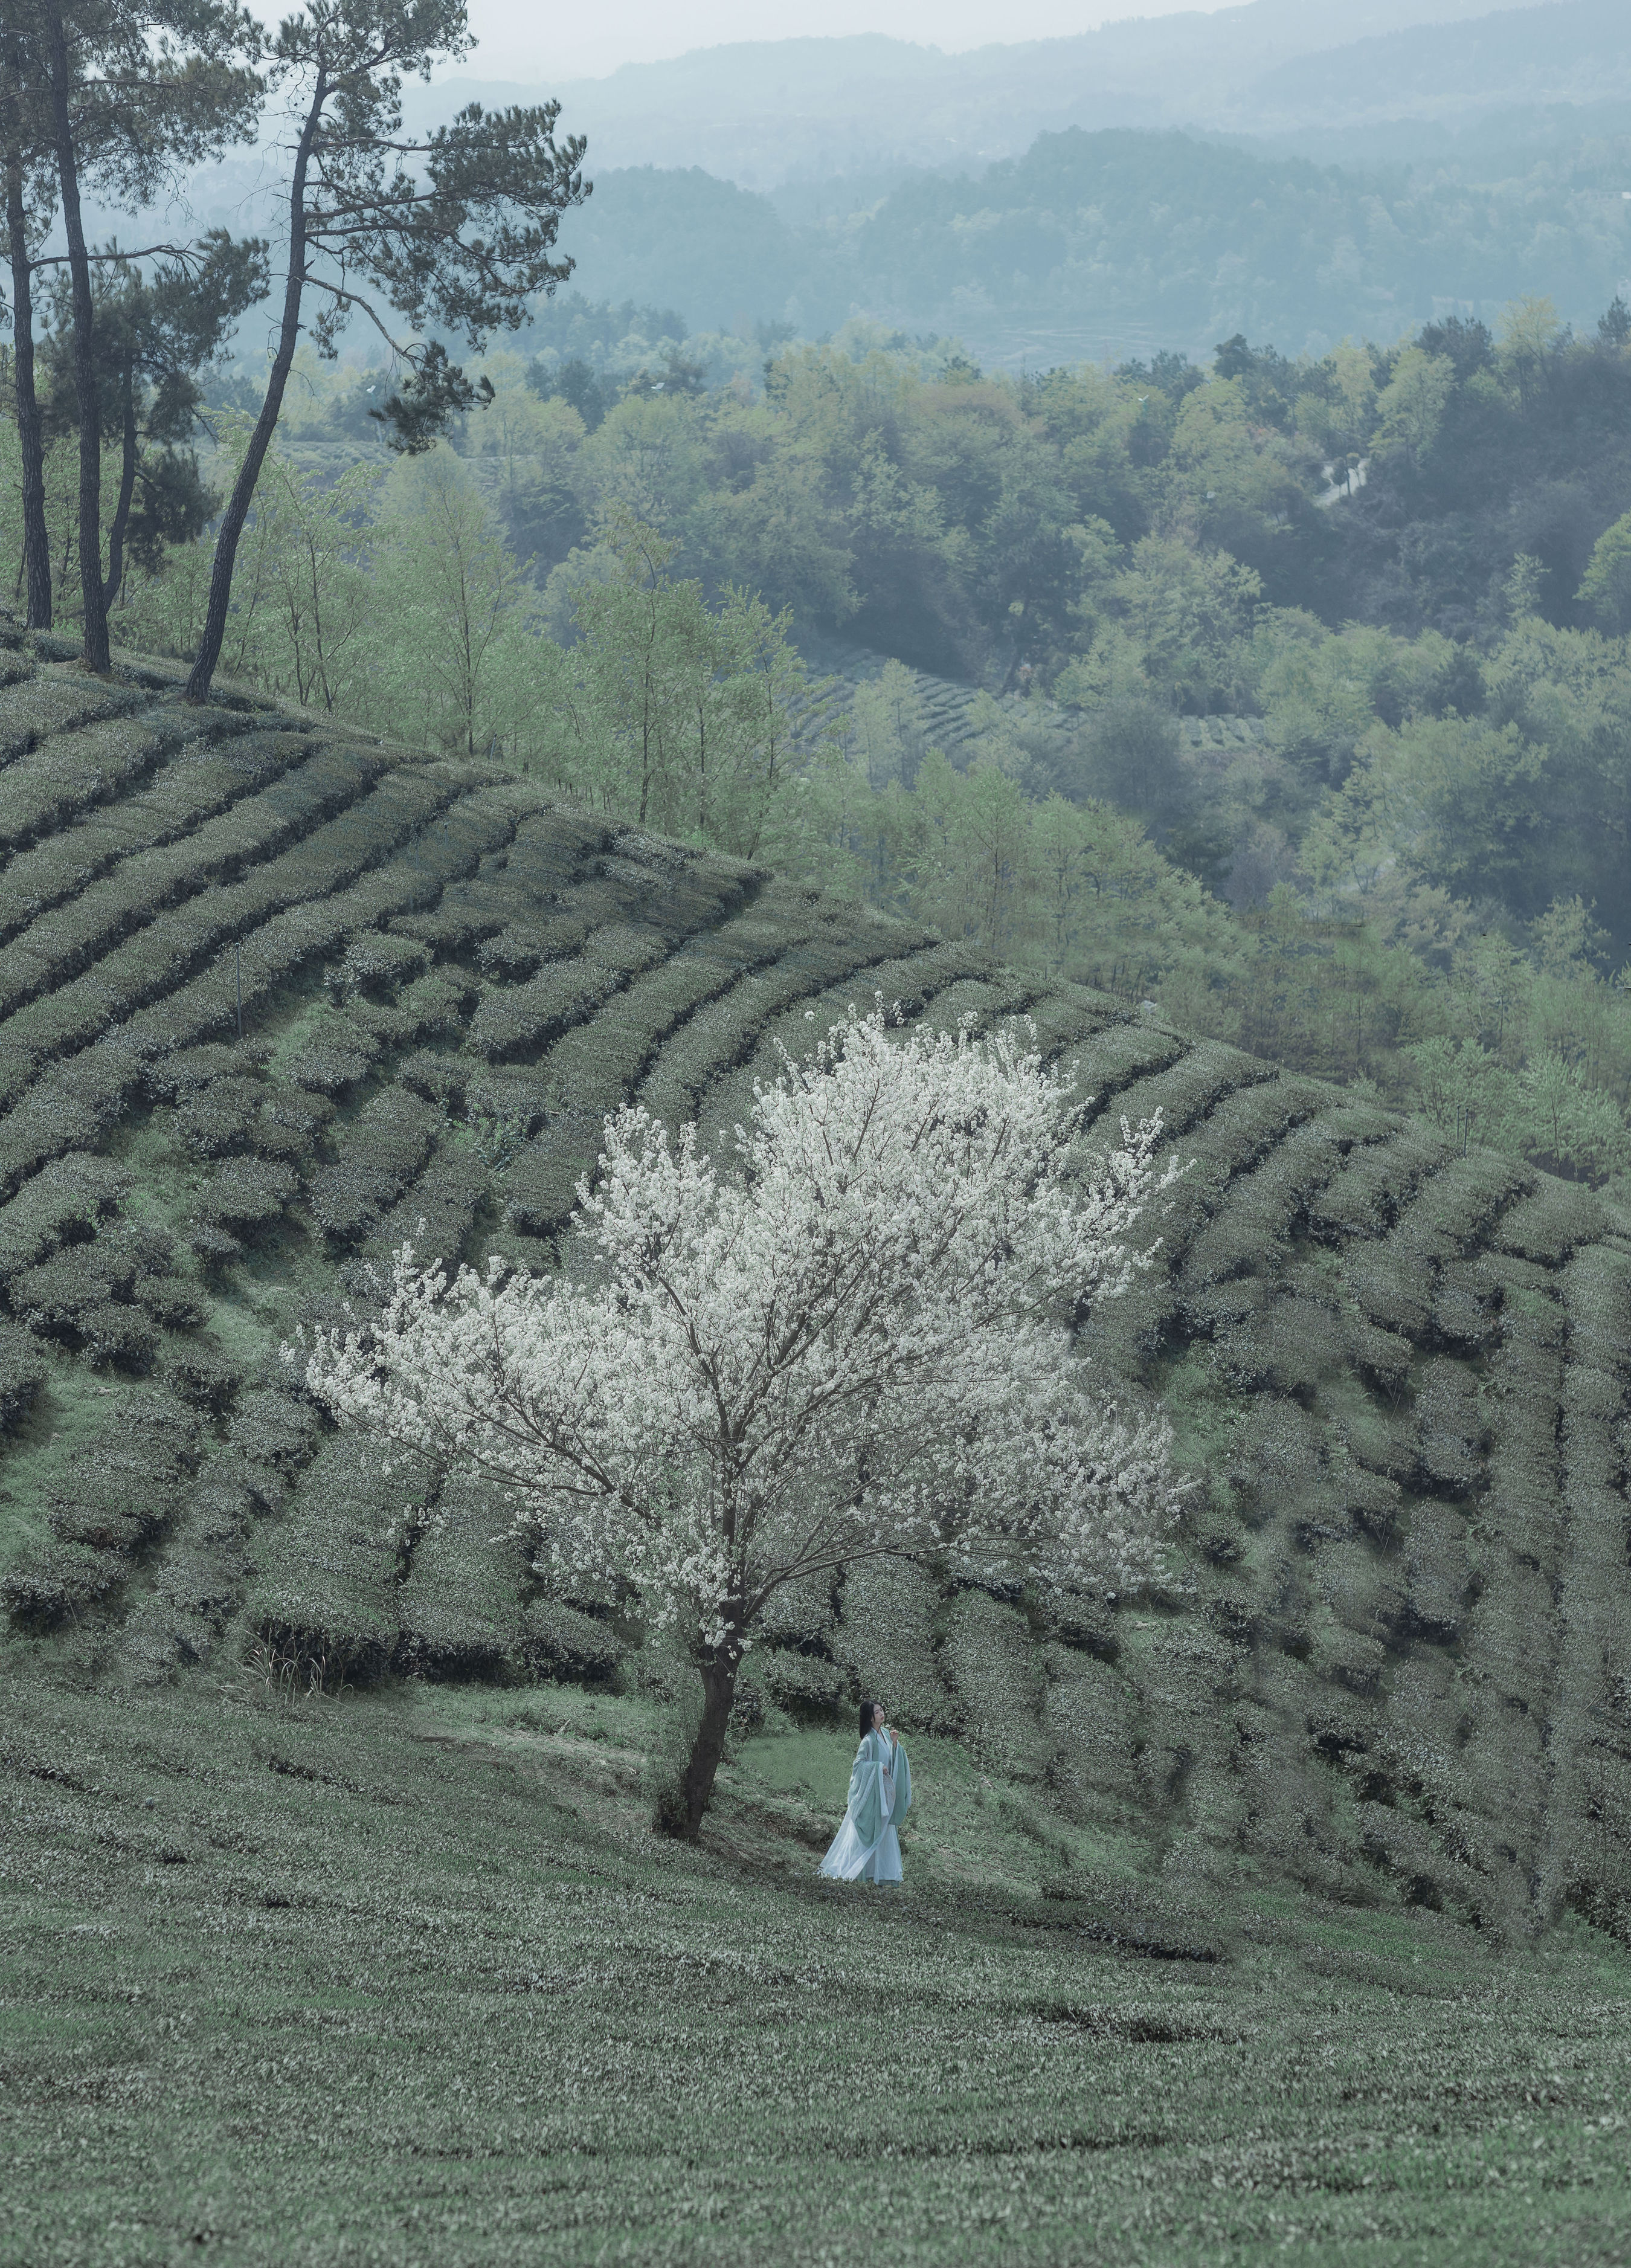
0 1538 126 1626
522 1594 627 1683
1432 1257 1504 1350
253 1083 336 1162
121 1464 258 1679
1041 1641 1142 1808
0 1151 129 1282
333 930 431 997
0 754 433 1100
940 1590 1049 1780
163 1339 243 1411
1070 1019 1188 1125
1185 1073 1333 1182
191 1158 299 1244
753 1647 848 1715
0 780 506 1192
0 691 161 848
245 1432 428 1681
833 1556 960 1734
1499 1178 1607 1265
308 1089 441 1244
1415 1356 1487 1493
0 739 375 1026
227 1386 322 1511
11 1249 136 1334
640 913 925 1128
1181 1118 1350 1295
397 1050 466 1111
176 1074 269 1158
2 1388 202 1626
1016 980 1121 1060
0 1316 46 1428
475 910 595 981
1110 1039 1272 1144
0 726 310 953
1308 1126 1447 1241
1403 1500 1473 1640
285 1027 381 1095
1215 1289 1346 1400
368 1139 490 1269
468 923 666 1064
397 1474 527 1678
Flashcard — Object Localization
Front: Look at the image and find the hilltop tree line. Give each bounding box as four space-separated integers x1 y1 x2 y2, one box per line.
13 81 1631 1191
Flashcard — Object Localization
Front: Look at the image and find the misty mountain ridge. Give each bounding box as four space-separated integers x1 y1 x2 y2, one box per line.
405 0 1621 188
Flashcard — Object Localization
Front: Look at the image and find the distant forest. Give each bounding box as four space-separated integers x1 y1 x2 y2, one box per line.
539 120 1631 366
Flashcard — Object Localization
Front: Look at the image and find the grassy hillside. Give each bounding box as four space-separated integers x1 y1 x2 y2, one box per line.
4 619 1631 1962
6 1667 1631 2266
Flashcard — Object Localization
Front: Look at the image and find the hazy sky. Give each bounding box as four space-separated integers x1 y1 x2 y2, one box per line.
445 0 1235 85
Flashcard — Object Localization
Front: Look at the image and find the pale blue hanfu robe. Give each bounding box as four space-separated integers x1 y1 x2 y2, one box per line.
819 1728 912 1884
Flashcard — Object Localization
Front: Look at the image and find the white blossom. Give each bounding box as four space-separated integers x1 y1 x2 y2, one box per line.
301 1004 1188 1663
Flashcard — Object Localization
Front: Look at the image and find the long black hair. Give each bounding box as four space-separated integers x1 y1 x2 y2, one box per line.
859 1699 880 1742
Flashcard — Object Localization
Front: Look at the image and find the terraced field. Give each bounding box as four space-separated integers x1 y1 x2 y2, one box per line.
3 622 1631 1949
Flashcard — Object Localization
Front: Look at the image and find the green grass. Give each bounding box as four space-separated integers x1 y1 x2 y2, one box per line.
5 1654 1631 2267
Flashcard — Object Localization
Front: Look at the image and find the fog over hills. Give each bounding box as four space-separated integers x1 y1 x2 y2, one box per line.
404 0 1609 187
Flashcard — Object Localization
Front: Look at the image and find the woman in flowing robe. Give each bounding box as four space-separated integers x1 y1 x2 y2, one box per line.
819 1700 912 1884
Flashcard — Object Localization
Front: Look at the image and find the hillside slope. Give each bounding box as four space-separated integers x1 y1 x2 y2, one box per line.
2 625 1630 1947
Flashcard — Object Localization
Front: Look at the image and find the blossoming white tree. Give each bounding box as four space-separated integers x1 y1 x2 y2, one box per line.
301 1004 1186 1835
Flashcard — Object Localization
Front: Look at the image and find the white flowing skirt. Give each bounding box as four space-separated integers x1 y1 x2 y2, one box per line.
818 1815 902 1884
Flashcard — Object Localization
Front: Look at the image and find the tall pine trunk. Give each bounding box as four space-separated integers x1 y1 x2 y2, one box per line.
44 5 107 671
4 146 51 630
102 340 137 611
184 91 322 704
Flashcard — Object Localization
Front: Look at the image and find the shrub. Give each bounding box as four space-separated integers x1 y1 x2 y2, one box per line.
334 931 431 997
285 1029 381 1095
1111 1039 1273 1145
0 726 313 961
397 1474 527 1679
176 1075 268 1159
755 1649 846 1715
1040 1644 1142 1807
522 1596 626 1683
0 693 160 850
245 1432 428 1681
0 1152 130 1283
191 1158 298 1238
0 1318 47 1429
308 1088 441 1245
253 1086 335 1163
758 1569 838 1654
832 1558 960 1736
228 1387 322 1512
1415 1357 1486 1493
1404 1500 1472 1640
939 1590 1049 1781
369 1141 490 1270
1 1539 127 1627
1500 1181 1604 1265
469 925 667 1065
1071 1020 1188 1125
1308 1127 1446 1242
164 1341 243 1411
18 1388 203 1614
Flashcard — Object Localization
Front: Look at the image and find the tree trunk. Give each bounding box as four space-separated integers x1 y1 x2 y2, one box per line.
44 4 108 671
184 88 322 704
4 146 51 630
678 1641 740 1838
102 341 137 611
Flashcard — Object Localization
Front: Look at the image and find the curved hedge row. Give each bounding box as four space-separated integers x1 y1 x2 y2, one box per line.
4 632 1631 1942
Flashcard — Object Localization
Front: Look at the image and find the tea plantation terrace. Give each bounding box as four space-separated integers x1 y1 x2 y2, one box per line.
2 621 1631 1948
